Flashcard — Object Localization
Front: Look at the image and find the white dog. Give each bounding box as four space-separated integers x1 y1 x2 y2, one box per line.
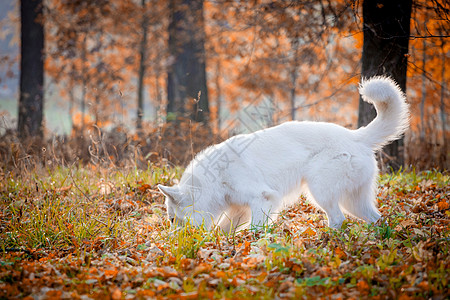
158 76 409 231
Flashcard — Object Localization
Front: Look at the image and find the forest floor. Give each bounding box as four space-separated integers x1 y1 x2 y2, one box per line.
0 166 449 299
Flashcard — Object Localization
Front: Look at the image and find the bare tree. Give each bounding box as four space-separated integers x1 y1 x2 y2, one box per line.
137 0 148 131
167 0 209 123
358 0 412 171
18 0 45 139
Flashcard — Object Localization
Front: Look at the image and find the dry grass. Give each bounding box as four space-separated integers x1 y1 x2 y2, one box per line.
1 121 448 175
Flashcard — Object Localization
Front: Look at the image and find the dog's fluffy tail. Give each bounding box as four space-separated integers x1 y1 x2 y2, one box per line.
355 76 410 150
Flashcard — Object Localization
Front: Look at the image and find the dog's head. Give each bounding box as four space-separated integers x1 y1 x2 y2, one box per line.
158 169 212 227
157 184 187 225
158 183 208 226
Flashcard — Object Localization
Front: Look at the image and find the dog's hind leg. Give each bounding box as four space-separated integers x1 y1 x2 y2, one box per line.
340 182 381 224
305 179 346 229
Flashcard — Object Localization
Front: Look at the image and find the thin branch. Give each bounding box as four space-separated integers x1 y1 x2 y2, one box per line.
410 34 450 39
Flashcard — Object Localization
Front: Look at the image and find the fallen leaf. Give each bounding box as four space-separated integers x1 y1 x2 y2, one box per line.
437 201 449 211
111 287 122 300
192 263 212 277
302 227 316 237
357 280 369 292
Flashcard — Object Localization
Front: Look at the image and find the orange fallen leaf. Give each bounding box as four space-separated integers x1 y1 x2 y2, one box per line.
357 280 370 292
417 281 429 290
242 240 251 255
215 270 227 279
335 247 347 259
45 290 62 299
138 183 152 193
437 201 449 211
292 264 302 272
192 263 212 277
104 269 118 277
111 287 122 300
136 290 155 297
302 227 316 237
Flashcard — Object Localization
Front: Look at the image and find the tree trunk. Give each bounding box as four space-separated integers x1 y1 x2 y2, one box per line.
440 40 447 158
358 0 412 171
69 65 75 132
81 34 87 134
167 0 209 123
137 0 148 131
18 0 44 139
420 37 426 140
290 37 299 121
215 59 222 134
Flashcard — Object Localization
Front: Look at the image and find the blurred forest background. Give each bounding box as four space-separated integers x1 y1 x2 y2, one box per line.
0 0 448 170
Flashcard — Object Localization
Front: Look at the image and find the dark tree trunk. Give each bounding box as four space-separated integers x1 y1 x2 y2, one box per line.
167 0 209 123
18 0 45 139
358 0 412 171
439 40 447 162
137 0 148 131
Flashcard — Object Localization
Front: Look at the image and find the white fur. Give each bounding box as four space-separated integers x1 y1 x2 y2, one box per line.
158 76 410 231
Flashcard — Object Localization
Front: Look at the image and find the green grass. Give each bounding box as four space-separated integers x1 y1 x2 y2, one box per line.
0 164 181 251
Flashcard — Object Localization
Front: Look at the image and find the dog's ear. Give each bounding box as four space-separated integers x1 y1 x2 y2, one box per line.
158 184 181 204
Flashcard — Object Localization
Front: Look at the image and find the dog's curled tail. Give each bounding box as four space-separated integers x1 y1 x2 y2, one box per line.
355 76 410 150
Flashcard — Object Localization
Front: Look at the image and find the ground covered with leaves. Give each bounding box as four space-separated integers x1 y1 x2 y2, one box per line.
0 166 449 299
